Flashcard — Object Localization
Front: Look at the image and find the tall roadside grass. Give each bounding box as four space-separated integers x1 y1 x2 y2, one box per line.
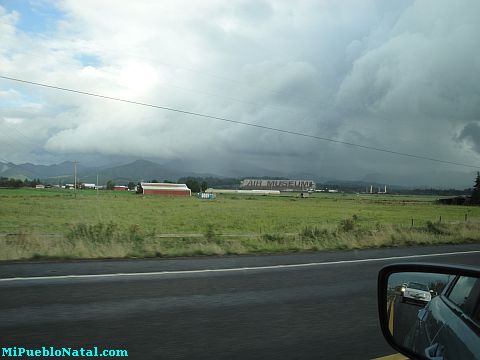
1 218 479 261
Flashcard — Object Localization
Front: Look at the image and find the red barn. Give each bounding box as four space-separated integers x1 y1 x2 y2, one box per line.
141 183 191 197
113 185 128 191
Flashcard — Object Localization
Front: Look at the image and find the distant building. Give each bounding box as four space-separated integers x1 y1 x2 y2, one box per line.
366 185 388 194
35 185 45 189
378 185 388 194
437 196 470 205
240 179 315 192
82 183 96 189
141 182 191 197
113 185 128 191
206 188 280 195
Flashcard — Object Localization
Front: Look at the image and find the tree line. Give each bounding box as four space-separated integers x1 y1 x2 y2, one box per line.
0 177 42 188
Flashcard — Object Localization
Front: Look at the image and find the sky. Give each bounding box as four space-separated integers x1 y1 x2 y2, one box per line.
0 0 479 187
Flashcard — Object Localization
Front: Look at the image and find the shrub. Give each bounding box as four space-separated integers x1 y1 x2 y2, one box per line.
66 222 118 244
204 224 216 240
424 221 450 235
338 218 356 232
128 224 142 242
300 226 329 240
262 233 284 242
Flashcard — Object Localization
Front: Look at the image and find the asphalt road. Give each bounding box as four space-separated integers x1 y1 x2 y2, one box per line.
1 244 479 359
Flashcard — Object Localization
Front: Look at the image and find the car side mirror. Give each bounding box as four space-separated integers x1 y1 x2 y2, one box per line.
378 263 480 360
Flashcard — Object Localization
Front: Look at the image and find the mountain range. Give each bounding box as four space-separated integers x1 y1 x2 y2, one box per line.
0 159 205 185
0 159 476 189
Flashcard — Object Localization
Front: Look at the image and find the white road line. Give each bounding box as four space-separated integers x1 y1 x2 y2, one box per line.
0 250 479 283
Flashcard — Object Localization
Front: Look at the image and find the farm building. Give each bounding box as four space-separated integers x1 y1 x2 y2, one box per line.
113 185 128 191
240 179 315 192
141 182 191 197
436 196 470 205
206 188 280 195
82 183 96 189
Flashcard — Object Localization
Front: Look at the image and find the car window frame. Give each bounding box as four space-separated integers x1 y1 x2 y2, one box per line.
442 277 480 334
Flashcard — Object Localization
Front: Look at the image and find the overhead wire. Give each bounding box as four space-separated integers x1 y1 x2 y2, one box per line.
1 74 479 170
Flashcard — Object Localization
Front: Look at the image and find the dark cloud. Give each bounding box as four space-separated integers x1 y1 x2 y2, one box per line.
458 122 480 154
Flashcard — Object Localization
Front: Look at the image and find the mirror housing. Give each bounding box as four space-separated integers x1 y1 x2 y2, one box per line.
378 263 480 360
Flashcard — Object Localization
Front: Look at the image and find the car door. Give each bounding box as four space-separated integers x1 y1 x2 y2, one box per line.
424 276 480 359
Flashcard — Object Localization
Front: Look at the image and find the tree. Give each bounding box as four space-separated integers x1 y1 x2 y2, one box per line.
127 181 136 190
0 177 23 188
106 180 115 190
472 172 480 205
136 182 143 194
201 181 208 192
185 179 200 193
428 280 448 296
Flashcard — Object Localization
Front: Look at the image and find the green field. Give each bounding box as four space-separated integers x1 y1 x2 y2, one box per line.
1 188 479 261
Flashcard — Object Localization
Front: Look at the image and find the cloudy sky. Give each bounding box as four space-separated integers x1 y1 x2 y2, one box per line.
0 0 479 185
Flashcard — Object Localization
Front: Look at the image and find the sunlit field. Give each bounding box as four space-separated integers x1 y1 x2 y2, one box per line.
1 188 479 261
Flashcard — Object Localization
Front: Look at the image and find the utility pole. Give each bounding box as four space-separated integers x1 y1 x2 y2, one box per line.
73 160 78 198
96 172 99 197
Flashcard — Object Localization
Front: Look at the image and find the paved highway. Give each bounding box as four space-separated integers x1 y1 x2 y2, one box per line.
1 244 479 359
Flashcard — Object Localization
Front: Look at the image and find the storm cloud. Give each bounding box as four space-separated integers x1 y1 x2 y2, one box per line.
0 0 479 185
458 122 480 154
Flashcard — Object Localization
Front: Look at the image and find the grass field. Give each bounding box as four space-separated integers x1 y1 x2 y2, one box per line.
1 188 479 261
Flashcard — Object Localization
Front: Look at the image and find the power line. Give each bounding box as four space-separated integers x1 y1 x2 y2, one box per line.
1 74 479 170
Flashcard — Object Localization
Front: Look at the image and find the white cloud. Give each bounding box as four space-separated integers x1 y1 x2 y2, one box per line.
0 0 479 184
3 117 24 124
